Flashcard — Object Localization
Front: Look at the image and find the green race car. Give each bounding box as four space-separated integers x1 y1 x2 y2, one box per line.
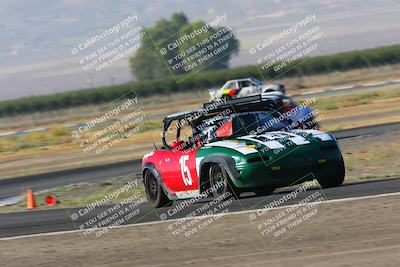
142 95 345 208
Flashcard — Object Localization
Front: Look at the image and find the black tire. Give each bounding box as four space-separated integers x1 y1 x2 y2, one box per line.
209 164 240 199
144 169 172 208
254 187 275 196
317 157 345 188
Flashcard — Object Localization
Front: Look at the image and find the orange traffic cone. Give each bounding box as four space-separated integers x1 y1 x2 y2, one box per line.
27 189 37 210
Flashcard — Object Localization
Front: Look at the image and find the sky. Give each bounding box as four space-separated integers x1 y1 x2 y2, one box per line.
0 0 399 100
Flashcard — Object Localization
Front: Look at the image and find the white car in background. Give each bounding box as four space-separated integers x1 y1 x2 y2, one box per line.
209 77 286 101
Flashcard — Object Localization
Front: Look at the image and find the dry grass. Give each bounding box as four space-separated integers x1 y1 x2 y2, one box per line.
281 63 400 92
0 125 73 153
341 135 400 181
315 87 400 111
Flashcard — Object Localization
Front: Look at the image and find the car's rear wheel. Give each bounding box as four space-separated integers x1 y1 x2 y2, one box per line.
144 169 172 208
209 164 239 199
317 157 345 188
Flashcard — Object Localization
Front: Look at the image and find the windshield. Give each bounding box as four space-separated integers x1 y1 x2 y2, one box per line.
250 78 263 86
221 81 236 90
198 111 290 143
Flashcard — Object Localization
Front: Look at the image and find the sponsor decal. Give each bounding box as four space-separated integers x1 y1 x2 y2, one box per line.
175 190 201 199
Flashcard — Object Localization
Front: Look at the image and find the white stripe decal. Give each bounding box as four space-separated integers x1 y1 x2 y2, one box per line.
263 132 310 145
239 132 310 147
205 141 258 155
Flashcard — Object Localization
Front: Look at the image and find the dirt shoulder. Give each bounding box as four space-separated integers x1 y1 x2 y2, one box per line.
340 130 400 180
2 195 399 267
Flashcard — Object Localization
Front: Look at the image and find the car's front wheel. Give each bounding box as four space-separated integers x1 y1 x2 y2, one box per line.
317 157 345 188
144 169 172 208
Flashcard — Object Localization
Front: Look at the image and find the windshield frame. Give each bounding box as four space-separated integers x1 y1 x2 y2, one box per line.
197 111 291 143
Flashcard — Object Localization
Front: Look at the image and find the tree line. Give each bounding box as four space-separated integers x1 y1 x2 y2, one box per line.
1 43 400 117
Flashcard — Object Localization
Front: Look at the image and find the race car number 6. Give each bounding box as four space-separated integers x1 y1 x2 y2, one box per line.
179 155 192 186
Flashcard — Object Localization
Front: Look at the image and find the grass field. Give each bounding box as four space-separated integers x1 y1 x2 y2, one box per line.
314 88 400 111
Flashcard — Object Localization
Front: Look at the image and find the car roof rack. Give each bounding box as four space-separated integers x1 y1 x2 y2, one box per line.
203 93 281 113
163 93 282 124
164 109 203 121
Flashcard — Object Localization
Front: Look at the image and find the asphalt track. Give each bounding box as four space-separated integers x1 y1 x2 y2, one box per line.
1 121 400 200
1 178 400 238
1 122 400 238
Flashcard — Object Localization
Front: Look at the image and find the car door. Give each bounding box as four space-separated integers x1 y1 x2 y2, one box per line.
156 120 200 197
238 80 257 97
155 149 199 196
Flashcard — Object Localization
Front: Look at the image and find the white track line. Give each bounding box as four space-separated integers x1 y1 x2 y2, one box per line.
1 191 400 241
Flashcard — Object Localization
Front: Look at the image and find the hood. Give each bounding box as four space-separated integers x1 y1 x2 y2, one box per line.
205 130 333 155
261 84 285 93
